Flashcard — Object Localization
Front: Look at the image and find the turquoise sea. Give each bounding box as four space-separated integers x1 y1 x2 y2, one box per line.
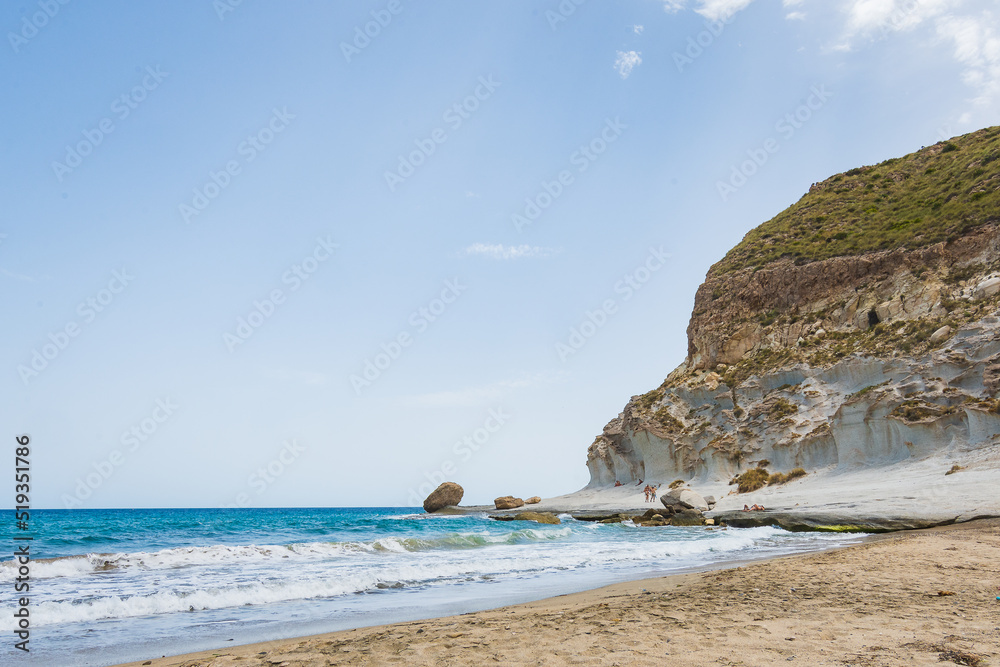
0 507 864 666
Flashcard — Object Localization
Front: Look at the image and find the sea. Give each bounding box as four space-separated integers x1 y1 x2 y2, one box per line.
0 507 866 666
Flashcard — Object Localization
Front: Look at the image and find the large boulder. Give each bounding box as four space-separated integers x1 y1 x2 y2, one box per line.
422 482 464 513
494 496 524 510
666 487 710 512
973 276 1000 300
661 494 684 508
929 325 953 344
525 496 541 505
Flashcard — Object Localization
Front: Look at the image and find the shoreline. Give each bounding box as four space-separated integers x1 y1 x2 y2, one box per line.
113 518 1000 667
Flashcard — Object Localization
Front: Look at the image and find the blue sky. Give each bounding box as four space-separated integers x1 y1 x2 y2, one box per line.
3 0 998 509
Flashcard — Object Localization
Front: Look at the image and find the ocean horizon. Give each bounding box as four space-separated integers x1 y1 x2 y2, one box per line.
1 507 865 666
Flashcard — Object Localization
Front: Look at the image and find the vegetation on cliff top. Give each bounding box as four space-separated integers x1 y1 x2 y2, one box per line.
711 126 1000 275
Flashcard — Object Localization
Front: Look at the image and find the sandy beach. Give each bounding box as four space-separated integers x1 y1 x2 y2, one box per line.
114 518 1000 667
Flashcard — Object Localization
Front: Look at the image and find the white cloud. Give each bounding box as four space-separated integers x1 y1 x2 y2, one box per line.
0 267 36 282
462 243 555 260
401 373 564 409
634 24 645 34
829 0 999 116
844 0 895 33
662 0 757 20
936 11 1000 109
662 0 999 119
614 50 642 78
844 0 955 36
694 0 755 20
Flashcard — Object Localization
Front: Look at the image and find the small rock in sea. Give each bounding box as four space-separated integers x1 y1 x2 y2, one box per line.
509 511 560 524
524 496 541 504
670 509 706 526
494 495 524 510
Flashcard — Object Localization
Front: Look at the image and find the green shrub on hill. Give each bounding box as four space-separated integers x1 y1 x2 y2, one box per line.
711 127 1000 275
733 468 769 493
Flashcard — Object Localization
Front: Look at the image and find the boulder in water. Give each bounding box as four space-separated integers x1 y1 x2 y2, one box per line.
422 482 464 513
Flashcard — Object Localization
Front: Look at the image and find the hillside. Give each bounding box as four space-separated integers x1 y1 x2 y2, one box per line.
713 126 1000 274
582 127 1000 515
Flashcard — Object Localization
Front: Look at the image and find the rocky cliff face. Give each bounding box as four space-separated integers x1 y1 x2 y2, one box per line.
586 129 1000 488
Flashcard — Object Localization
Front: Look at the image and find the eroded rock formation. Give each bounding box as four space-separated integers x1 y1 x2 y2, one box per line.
585 130 1000 490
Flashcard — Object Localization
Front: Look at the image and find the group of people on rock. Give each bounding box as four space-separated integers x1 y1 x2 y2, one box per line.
611 479 665 503
743 504 766 511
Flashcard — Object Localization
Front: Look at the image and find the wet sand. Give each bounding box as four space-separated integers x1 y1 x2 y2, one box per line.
115 519 1000 667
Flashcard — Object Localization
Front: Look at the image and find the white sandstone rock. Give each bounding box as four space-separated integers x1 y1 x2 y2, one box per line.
929 325 953 344
667 487 710 511
973 277 1000 300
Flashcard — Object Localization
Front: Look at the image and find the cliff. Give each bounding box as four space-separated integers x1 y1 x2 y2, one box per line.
586 127 1000 498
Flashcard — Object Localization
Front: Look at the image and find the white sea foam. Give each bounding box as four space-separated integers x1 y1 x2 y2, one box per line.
0 526 575 583
0 524 862 630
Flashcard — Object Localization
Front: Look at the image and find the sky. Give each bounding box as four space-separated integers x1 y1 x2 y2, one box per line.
2 0 998 509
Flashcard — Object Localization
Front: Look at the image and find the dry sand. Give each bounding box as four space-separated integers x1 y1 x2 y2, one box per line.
115 519 1000 667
